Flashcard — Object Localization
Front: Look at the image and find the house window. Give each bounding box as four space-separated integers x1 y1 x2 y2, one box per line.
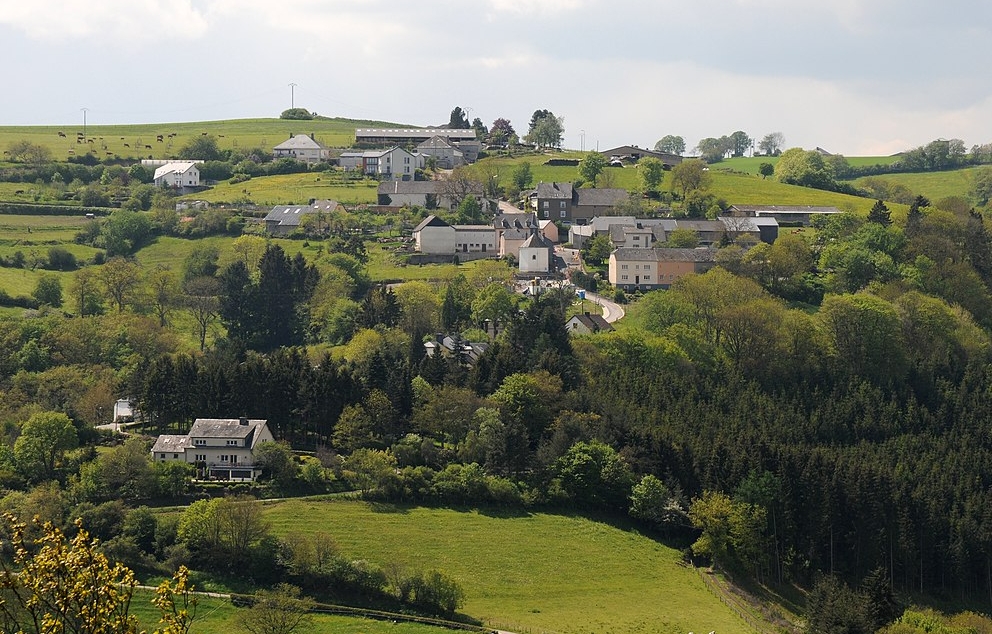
644 275 651 281
220 455 229 463
560 209 567 218
159 453 166 459
173 453 179 459
543 201 549 209
227 440 238 446
195 454 206 461
621 275 628 280
532 254 537 260
621 264 628 270
194 439 206 446
543 209 549 219
404 157 410 164
560 201 566 209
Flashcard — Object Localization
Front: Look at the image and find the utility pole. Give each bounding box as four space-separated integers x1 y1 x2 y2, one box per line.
288 83 297 109
81 107 88 139
580 130 585 152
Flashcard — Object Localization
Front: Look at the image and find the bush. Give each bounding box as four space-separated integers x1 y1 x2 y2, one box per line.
408 570 465 615
46 246 77 271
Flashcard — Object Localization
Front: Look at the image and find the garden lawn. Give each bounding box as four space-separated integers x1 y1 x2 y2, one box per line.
263 498 752 634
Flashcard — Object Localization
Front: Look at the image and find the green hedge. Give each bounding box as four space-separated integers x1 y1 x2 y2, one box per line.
0 203 111 216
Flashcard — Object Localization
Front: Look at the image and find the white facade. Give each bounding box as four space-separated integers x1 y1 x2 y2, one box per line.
272 134 329 163
453 226 497 254
151 418 275 481
153 161 200 188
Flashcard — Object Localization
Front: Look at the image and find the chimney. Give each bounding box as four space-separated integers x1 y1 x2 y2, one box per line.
289 133 294 139
310 133 315 141
239 417 249 426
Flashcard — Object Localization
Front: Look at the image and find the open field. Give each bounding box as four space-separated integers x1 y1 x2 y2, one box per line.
128 589 455 634
186 171 379 206
261 498 753 634
0 117 406 162
851 167 977 203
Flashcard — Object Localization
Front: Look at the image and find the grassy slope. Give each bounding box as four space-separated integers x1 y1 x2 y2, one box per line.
851 167 977 203
0 117 405 162
262 498 752 634
188 172 378 206
128 589 454 634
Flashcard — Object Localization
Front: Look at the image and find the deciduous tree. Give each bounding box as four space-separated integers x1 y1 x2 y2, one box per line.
654 135 685 156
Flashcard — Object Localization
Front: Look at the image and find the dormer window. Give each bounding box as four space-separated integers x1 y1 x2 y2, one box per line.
193 439 206 446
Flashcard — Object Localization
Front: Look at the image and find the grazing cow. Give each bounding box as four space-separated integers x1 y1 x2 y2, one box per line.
145 145 152 149
68 150 74 154
124 143 130 148
14 190 24 195
76 139 81 144
156 135 163 141
87 139 94 143
201 132 208 135
218 135 225 138
58 131 66 137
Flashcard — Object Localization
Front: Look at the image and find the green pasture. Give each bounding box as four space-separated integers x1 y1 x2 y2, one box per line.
186 171 378 207
851 167 977 203
0 117 405 162
129 589 454 634
261 498 752 634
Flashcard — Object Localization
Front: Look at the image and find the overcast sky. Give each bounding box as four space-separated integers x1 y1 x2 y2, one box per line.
1 0 990 156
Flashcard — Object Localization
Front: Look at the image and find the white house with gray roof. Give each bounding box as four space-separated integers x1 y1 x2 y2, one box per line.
153 161 200 189
272 133 329 163
151 417 275 481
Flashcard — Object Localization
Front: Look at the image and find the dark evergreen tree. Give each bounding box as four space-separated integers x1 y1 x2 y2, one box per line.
358 285 402 329
867 199 891 226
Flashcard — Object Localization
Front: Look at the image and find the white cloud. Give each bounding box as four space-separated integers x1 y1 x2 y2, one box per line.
485 0 587 16
0 0 209 40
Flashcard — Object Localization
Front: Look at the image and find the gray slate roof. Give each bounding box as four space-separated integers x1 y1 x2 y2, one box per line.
413 215 450 232
575 188 629 207
520 232 553 249
534 182 573 199
151 434 191 453
189 418 266 440
264 205 315 227
612 247 719 262
273 134 325 150
569 313 614 332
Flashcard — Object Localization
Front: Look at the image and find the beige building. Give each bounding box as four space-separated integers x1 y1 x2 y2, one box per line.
609 247 718 291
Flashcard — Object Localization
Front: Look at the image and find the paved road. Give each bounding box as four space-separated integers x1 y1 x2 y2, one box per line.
584 290 625 323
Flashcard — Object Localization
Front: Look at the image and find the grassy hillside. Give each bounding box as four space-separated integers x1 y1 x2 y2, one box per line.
0 117 406 162
851 167 977 203
128 589 454 634
186 171 378 206
262 498 754 634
